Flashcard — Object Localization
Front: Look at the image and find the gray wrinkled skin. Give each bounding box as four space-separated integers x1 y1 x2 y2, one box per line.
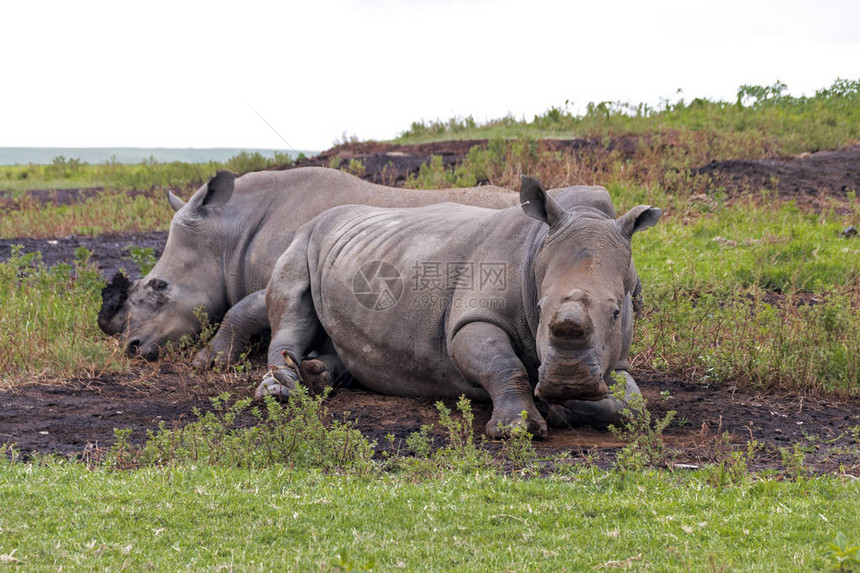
97 167 520 364
260 177 660 437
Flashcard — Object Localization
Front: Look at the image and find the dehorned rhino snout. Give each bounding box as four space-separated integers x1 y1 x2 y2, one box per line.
98 272 132 335
548 294 594 342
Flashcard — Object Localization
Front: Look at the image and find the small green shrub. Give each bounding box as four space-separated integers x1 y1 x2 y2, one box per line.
125 245 156 275
497 410 538 472
133 390 376 473
824 531 860 572
432 396 492 471
609 394 676 471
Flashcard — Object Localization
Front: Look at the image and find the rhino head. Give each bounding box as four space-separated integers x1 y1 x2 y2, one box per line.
97 171 237 359
520 176 660 403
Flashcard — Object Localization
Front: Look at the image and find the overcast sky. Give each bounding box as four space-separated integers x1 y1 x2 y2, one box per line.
2 0 858 151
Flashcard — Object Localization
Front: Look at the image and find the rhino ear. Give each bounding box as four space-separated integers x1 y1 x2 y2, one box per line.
616 205 662 238
167 189 186 212
520 176 568 229
187 170 236 211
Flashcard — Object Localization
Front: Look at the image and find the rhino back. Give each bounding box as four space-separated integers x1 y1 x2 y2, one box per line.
219 168 517 303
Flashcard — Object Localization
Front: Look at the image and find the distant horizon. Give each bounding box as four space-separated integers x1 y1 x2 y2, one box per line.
0 147 319 166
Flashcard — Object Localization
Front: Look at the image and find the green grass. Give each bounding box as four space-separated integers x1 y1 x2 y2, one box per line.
629 197 860 394
634 198 860 293
0 246 129 381
0 190 173 238
0 459 857 571
0 151 300 238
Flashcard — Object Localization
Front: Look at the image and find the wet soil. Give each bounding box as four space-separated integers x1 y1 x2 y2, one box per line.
1 366 857 472
694 145 860 201
1 141 859 472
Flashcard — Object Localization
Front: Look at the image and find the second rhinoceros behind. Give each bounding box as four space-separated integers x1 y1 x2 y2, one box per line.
258 177 661 437
97 167 521 365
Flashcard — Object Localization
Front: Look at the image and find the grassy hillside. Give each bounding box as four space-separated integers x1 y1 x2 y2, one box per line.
395 79 860 157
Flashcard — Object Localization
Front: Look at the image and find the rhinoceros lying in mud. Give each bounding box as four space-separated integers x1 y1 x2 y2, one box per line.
97 167 521 365
258 177 660 436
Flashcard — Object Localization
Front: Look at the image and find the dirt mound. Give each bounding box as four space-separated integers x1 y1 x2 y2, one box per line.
296 137 643 186
694 145 860 200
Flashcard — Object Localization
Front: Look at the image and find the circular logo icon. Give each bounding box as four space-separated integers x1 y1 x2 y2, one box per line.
352 260 403 311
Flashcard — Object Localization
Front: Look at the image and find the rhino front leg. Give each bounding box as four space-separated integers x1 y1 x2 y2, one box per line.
450 322 547 439
193 290 269 370
255 239 324 400
544 370 642 429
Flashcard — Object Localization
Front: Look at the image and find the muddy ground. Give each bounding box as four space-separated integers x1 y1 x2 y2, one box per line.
1 141 858 472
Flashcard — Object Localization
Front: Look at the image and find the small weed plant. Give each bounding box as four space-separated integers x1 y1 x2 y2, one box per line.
390 396 539 476
824 532 860 572
699 433 764 488
609 392 677 471
125 245 156 275
497 411 539 473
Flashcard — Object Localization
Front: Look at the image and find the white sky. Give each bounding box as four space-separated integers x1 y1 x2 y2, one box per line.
2 0 858 151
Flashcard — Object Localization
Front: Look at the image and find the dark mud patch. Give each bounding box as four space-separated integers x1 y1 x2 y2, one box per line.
0 231 166 280
694 145 860 203
1 367 857 473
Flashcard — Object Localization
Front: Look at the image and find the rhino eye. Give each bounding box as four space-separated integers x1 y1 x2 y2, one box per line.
612 308 620 320
148 278 168 291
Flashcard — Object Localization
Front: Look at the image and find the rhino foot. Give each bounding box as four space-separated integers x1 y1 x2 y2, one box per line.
299 359 333 395
192 346 229 371
191 347 213 371
487 408 547 440
544 371 642 429
254 364 301 400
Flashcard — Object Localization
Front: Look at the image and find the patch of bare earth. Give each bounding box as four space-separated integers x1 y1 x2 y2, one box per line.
1 367 857 473
1 141 859 472
693 145 860 209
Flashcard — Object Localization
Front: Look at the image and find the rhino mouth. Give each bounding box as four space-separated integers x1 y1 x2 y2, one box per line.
535 347 608 403
98 272 132 335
